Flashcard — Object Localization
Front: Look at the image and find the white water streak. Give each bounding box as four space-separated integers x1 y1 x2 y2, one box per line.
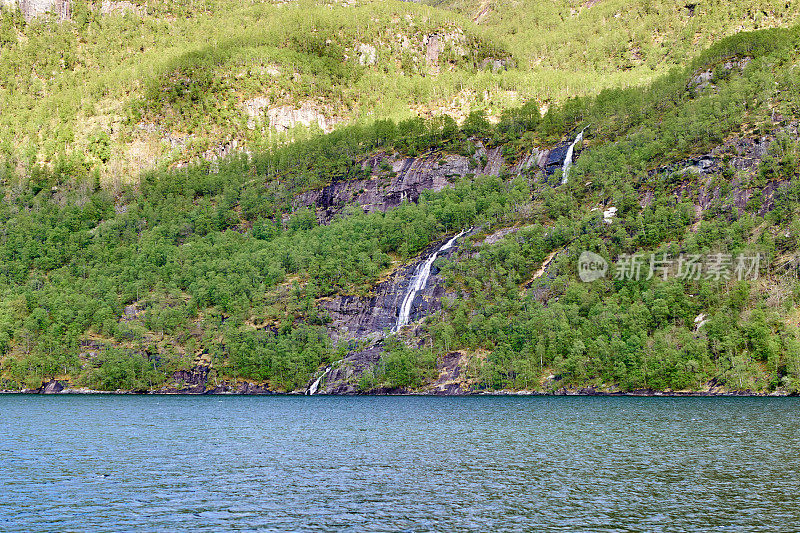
394 231 466 332
308 367 331 395
561 128 585 185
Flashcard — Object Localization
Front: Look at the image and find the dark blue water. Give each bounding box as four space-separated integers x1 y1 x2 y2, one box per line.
2 396 799 532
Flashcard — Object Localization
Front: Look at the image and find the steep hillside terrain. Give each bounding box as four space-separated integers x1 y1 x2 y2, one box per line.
1 0 798 182
3 24 800 395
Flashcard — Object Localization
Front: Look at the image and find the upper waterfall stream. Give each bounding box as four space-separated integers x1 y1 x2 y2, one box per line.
394 230 467 332
561 128 585 184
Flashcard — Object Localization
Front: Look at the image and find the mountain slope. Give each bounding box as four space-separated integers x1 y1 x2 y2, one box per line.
1 0 799 181
3 25 800 394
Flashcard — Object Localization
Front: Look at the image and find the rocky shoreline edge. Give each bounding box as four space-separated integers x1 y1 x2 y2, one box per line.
1 381 795 397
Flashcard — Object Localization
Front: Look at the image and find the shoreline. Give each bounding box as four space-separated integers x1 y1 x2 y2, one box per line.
1 388 795 397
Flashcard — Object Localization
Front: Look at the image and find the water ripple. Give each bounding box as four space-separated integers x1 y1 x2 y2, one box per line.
1 396 799 531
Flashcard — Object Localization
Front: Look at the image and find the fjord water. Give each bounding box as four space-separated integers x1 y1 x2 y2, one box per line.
2 396 799 532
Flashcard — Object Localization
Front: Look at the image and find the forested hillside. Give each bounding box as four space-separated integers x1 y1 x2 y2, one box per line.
2 1 800 394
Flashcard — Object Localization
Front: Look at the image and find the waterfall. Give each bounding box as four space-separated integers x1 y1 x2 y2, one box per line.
307 367 330 395
394 230 467 332
561 128 585 185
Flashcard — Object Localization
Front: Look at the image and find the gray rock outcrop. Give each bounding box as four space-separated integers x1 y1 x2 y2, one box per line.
13 0 69 21
293 142 513 225
357 43 377 66
42 380 65 394
266 102 338 133
100 0 143 16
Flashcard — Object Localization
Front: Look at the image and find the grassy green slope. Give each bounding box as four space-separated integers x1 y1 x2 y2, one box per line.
428 0 799 70
1 0 799 181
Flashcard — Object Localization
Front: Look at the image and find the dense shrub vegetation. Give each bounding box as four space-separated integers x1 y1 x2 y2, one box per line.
2 11 800 393
0 149 527 390
412 25 800 393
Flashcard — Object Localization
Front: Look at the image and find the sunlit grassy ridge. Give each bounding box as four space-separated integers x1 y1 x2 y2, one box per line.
429 0 800 66
0 0 505 177
1 0 799 178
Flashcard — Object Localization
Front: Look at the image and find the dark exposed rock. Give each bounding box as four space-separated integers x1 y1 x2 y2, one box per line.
433 382 464 395
79 339 108 359
293 142 509 225
689 69 713 91
319 343 386 394
545 140 572 175
428 351 468 395
689 57 751 92
292 138 552 227
544 135 583 177
235 381 275 395
172 366 209 387
369 386 410 395
42 380 65 394
159 359 212 394
652 126 797 217
654 133 773 179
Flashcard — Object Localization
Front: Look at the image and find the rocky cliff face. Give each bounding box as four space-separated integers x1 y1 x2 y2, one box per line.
293 141 547 225
14 0 69 21
9 0 166 22
646 124 796 217
100 1 143 16
310 233 472 394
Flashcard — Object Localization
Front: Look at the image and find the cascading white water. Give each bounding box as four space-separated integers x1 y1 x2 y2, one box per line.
394 230 466 332
307 367 330 395
561 128 585 185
